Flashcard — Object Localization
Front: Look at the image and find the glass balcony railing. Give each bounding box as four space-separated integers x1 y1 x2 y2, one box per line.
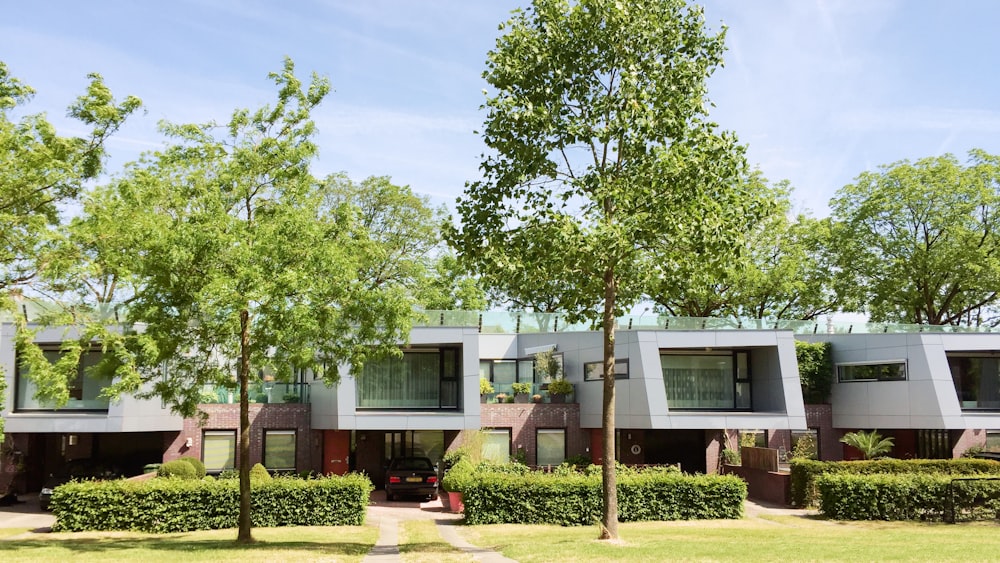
414 310 1000 335
198 382 310 405
484 382 576 404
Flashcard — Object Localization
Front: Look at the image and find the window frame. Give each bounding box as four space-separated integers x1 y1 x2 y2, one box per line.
482 428 512 464
535 428 567 467
946 353 1000 411
14 344 112 412
263 429 297 472
584 359 630 381
660 349 752 411
202 430 237 473
836 360 907 383
356 347 462 411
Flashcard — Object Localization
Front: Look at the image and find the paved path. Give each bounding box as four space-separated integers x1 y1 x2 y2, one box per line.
362 491 516 563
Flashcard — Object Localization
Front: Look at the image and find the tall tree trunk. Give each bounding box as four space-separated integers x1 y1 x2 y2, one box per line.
237 308 253 543
599 266 619 540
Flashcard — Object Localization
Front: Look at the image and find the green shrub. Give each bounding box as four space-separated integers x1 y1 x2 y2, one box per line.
480 378 495 394
51 473 373 532
790 458 1000 507
795 340 832 403
817 473 1000 521
462 469 744 525
157 459 198 480
178 456 206 478
546 378 573 396
511 382 532 395
441 459 474 493
250 463 272 483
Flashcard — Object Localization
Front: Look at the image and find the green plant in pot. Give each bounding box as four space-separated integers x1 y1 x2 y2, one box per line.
480 378 495 403
547 378 573 403
511 382 532 403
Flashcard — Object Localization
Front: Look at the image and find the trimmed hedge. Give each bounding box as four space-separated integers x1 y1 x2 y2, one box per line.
157 459 198 480
462 470 745 525
817 473 1000 521
790 458 1000 507
51 473 373 532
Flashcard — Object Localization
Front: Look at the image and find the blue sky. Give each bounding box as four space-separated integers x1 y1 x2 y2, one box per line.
5 0 1000 217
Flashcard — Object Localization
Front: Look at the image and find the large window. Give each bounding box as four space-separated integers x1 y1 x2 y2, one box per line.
264 430 296 471
536 429 566 466
482 429 512 463
203 430 236 473
481 354 564 395
357 348 460 409
661 351 751 410
584 360 629 381
948 354 1000 410
837 361 907 382
15 346 111 411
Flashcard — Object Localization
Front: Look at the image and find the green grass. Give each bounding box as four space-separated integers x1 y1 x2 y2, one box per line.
0 528 31 539
399 520 473 563
460 517 1000 562
0 525 378 562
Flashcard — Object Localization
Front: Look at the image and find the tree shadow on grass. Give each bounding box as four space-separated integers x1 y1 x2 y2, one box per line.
1 537 373 557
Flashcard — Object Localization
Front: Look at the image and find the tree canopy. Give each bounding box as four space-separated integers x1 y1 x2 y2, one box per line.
449 0 747 539
830 150 1000 325
37 59 415 543
0 62 140 438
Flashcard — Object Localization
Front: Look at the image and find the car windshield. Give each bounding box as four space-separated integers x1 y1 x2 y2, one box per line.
392 458 433 471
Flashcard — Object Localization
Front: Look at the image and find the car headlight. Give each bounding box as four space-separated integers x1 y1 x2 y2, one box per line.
40 488 54 496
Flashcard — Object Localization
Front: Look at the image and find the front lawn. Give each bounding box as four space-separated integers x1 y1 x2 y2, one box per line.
0 525 378 562
461 516 1000 562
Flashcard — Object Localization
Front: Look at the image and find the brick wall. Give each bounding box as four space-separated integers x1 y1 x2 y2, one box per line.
805 404 842 461
952 428 987 457
480 403 587 465
174 404 314 472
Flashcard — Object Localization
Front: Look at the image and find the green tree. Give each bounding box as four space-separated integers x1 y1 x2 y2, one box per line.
416 252 488 311
322 174 486 311
449 0 745 539
831 151 1000 325
839 429 894 460
648 178 840 321
66 59 413 543
0 62 140 437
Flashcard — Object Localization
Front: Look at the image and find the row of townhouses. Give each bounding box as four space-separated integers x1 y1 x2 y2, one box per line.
2 311 999 494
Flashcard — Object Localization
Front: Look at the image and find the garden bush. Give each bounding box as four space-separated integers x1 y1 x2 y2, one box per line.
790 458 1000 507
250 462 272 482
178 456 206 478
51 473 373 532
817 472 1000 521
157 459 198 480
462 468 744 525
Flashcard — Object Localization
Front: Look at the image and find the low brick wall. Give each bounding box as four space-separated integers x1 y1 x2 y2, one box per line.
724 464 791 506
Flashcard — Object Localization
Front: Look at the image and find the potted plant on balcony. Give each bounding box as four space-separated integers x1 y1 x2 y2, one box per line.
494 392 508 403
512 382 532 403
480 378 495 403
532 393 543 403
547 378 573 403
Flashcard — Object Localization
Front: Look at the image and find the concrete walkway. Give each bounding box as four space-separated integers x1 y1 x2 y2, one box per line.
362 490 516 563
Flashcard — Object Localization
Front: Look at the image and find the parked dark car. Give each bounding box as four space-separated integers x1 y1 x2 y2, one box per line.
39 459 123 510
384 456 438 501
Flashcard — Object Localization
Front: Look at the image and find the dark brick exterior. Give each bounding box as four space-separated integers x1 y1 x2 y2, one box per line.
174 403 315 473
478 403 589 465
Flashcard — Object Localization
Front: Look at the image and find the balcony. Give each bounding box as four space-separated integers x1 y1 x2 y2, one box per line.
197 382 310 405
484 382 576 404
